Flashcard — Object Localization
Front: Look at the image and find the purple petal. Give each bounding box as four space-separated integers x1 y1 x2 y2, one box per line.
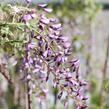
27 42 36 49
33 68 40 73
42 88 48 94
56 55 62 62
25 63 29 68
69 79 79 86
27 74 31 80
47 48 52 56
62 56 68 62
22 13 36 22
40 18 50 25
35 35 41 40
31 13 36 19
48 34 58 39
64 100 68 108
50 23 62 30
63 42 71 48
79 80 87 86
40 14 46 19
43 50 48 58
38 3 47 8
44 8 53 13
71 59 80 68
23 14 32 21
50 18 57 23
59 36 69 42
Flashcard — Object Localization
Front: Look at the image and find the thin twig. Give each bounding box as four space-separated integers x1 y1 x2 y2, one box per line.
100 35 109 107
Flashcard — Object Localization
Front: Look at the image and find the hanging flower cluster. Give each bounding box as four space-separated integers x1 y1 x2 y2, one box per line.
20 3 87 109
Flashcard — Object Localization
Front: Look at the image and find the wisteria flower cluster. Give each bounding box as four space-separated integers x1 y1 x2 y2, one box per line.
19 2 87 109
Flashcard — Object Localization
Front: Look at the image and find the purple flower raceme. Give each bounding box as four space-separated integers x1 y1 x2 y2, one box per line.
20 3 87 109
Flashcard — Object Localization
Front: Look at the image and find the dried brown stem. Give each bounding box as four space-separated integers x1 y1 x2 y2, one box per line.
27 80 31 109
0 63 13 84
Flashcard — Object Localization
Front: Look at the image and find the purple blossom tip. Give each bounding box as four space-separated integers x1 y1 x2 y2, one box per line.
44 8 53 13
38 3 47 8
